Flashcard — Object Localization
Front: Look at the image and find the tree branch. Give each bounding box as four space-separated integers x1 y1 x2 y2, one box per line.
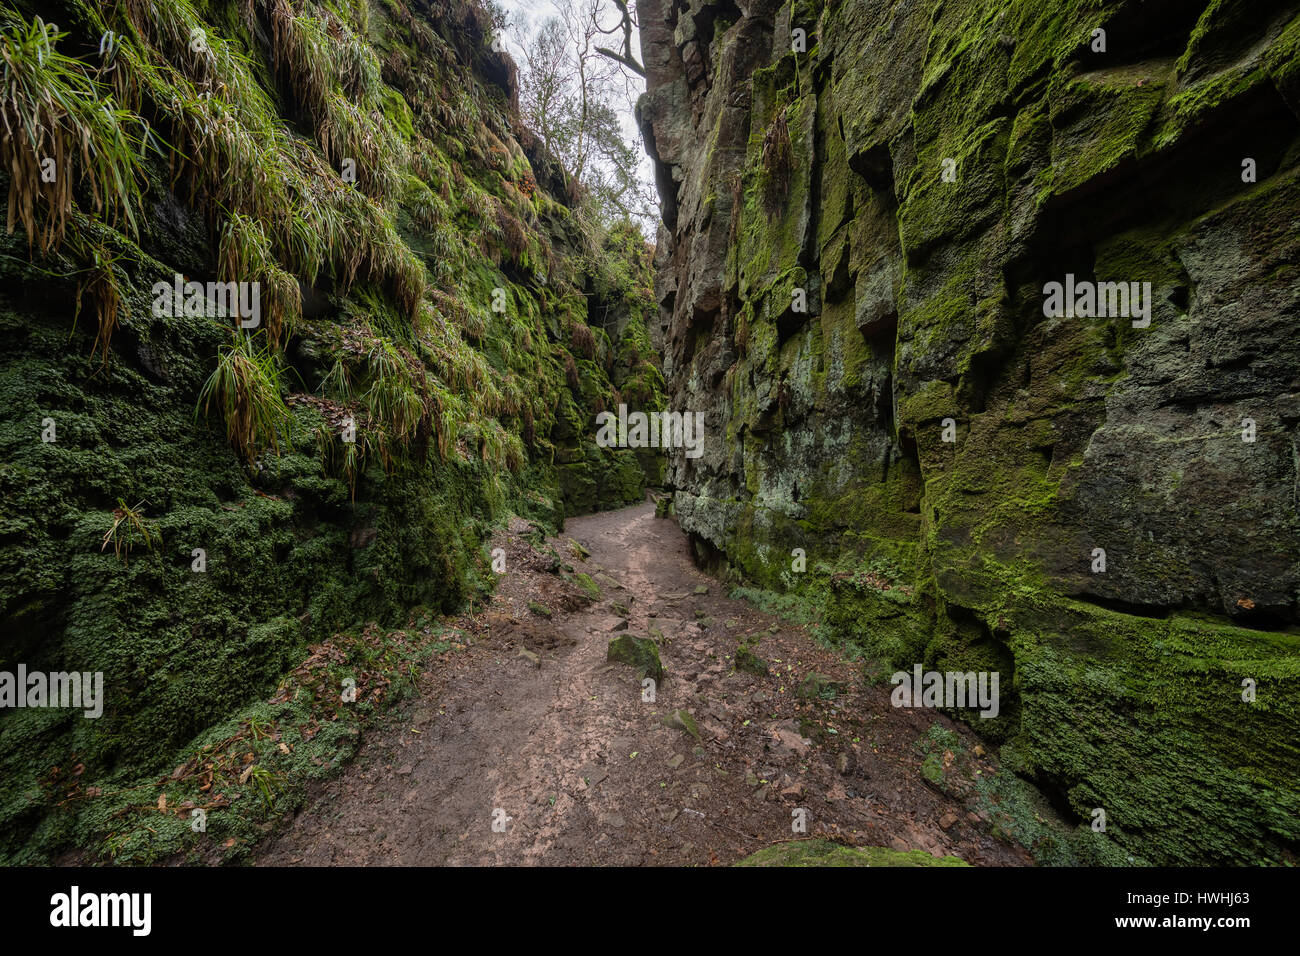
595 45 645 76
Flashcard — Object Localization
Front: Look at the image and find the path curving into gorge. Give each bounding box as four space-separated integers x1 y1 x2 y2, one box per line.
255 500 1031 866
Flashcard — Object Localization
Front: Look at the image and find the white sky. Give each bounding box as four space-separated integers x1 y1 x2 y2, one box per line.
496 0 657 224
497 0 565 54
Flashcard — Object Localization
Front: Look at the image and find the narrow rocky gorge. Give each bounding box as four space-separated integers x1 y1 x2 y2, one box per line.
0 0 1296 872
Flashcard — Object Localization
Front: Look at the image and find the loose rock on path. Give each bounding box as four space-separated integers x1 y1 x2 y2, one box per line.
255 499 1031 866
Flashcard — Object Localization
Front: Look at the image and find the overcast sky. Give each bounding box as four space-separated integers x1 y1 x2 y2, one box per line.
495 0 657 226
496 0 565 54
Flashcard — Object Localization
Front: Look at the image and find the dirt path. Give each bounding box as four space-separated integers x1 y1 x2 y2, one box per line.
256 500 1031 866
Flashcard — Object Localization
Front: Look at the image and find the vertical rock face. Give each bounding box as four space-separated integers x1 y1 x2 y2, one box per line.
640 0 1300 864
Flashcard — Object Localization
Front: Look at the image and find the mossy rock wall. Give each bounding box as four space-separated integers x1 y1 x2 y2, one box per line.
640 0 1300 864
0 0 658 860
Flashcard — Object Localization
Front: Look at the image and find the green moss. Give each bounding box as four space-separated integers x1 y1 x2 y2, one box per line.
735 645 770 676
606 634 664 683
0 0 662 864
1047 78 1166 198
572 572 601 602
824 557 932 671
900 117 1009 259
995 598 1300 865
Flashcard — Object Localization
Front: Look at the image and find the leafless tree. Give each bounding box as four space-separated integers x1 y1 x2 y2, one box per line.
594 0 645 77
517 1 657 230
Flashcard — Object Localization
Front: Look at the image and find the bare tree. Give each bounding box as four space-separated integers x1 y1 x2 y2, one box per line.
516 1 656 231
594 0 645 77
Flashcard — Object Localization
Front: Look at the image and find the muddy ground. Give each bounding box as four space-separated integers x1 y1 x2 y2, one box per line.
255 500 1032 866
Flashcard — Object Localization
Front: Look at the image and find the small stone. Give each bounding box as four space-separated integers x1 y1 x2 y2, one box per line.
735 646 769 676
939 812 959 831
797 672 844 700
517 648 540 668
693 585 709 595
661 708 700 740
667 753 685 769
766 719 811 759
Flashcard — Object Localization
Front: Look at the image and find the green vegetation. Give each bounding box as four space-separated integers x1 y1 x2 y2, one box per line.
0 14 143 253
653 0 1300 867
196 333 292 463
0 0 660 863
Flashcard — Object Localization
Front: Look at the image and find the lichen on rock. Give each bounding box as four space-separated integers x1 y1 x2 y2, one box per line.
640 0 1300 865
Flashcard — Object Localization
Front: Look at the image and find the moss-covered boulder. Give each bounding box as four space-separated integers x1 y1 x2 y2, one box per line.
606 634 664 683
572 572 601 602
797 672 844 700
661 707 700 739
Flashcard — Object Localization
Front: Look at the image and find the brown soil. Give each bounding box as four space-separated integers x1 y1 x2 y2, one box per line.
255 499 1032 866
